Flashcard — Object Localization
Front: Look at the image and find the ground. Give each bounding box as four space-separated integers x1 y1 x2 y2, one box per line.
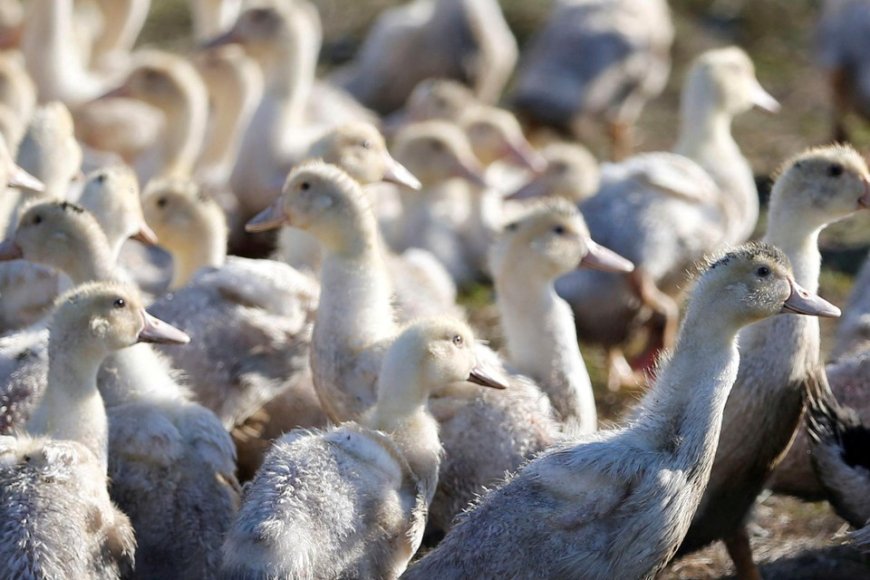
141 1 870 577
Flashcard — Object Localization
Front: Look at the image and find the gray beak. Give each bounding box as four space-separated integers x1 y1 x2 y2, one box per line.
780 279 840 318
138 311 190 345
246 201 287 233
467 364 508 390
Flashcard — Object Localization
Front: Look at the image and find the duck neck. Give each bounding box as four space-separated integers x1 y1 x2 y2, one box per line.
155 89 208 180
91 0 150 65
261 25 318 128
764 205 822 291
191 0 242 41
317 224 397 352
65 236 116 285
495 270 596 431
31 337 110 473
632 294 741 476
198 67 261 180
368 357 441 498
169 218 227 289
674 103 736 160
98 345 187 407
21 0 81 101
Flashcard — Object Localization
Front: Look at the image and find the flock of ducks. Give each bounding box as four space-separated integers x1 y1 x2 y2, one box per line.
0 0 867 579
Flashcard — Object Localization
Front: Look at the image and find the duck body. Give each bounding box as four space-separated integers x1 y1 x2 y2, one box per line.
336 0 517 114
0 435 136 580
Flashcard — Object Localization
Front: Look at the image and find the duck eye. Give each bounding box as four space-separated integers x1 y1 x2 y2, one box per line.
553 225 566 235
113 298 126 309
430 141 444 152
452 335 464 347
361 139 373 150
156 197 168 209
300 182 311 191
756 266 771 278
32 215 42 225
828 163 843 177
96 173 106 184
505 222 519 232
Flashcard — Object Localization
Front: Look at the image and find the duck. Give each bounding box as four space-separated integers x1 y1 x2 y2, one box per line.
0 52 37 151
556 47 779 390
817 0 870 141
247 161 561 536
333 0 517 115
220 317 507 579
507 142 601 204
404 243 840 579
490 198 633 433
389 120 488 285
140 178 322 433
87 0 151 75
511 0 674 159
98 51 209 184
0 281 187 579
804 369 870 536
675 145 870 578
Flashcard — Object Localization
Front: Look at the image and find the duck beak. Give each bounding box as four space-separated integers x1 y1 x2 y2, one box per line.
579 239 635 273
453 158 489 188
246 201 287 232
138 311 190 345
131 222 159 246
8 164 44 192
201 29 241 50
0 238 22 260
505 175 549 201
382 156 422 190
467 364 508 390
96 84 132 101
750 80 780 113
780 279 840 318
858 177 870 209
503 140 547 174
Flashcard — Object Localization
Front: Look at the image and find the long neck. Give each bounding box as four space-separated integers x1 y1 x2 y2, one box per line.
367 356 441 498
29 337 109 473
197 69 261 179
191 0 242 41
63 237 116 285
764 204 822 291
316 228 398 352
631 296 741 474
495 270 596 431
155 91 209 180
169 219 227 289
91 0 149 63
261 26 318 128
674 100 736 161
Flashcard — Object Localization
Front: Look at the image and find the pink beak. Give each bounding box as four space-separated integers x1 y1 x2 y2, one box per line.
579 240 635 273
780 279 840 318
131 222 159 246
246 201 287 233
138 311 190 344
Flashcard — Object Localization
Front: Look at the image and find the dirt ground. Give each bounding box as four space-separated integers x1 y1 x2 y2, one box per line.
142 1 870 577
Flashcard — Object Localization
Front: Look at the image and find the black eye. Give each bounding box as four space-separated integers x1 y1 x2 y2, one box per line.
96 173 106 184
300 182 311 191
756 266 771 278
452 335 464 347
828 164 843 177
113 298 126 309
156 197 168 208
361 139 373 150
505 222 519 232
430 141 444 152
553 225 566 235
32 215 42 225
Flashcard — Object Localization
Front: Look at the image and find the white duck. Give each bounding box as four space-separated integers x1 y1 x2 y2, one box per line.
0 52 37 150
405 243 839 579
334 0 517 115
220 317 507 579
189 0 243 43
676 145 870 578
490 199 633 433
511 0 674 159
0 281 186 579
507 142 601 204
557 47 779 389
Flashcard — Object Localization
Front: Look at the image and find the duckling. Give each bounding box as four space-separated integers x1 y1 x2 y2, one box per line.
557 47 778 390
675 145 870 578
511 0 673 159
0 281 187 580
390 120 488 285
507 142 601 204
221 317 507 579
804 370 870 533
141 178 322 431
247 161 561 536
405 243 840 579
189 0 243 42
490 199 633 432
98 51 208 184
399 78 478 125
334 0 517 115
